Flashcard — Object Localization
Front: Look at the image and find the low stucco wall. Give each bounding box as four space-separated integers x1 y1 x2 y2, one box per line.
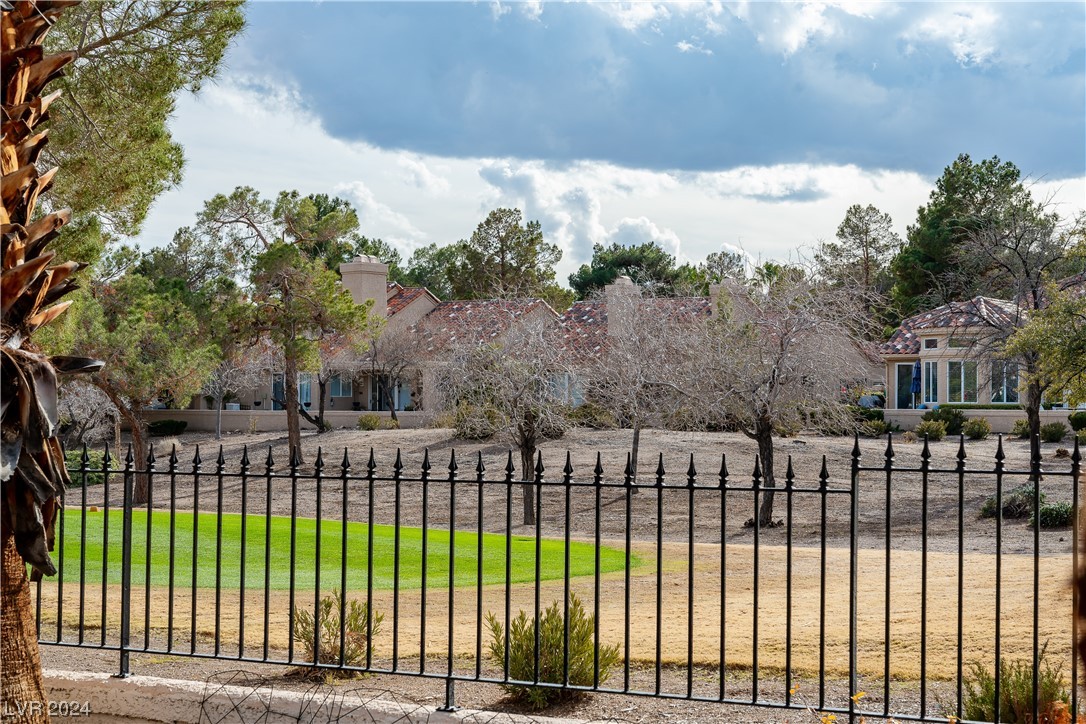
43 670 579 724
885 408 1079 434
138 409 431 433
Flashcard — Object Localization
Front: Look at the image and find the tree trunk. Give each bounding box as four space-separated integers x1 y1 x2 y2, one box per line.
1025 379 1043 475
316 379 328 432
519 446 536 527
215 392 224 440
380 381 398 422
755 422 777 526
99 384 150 505
284 352 302 461
630 423 641 484
1 533 49 723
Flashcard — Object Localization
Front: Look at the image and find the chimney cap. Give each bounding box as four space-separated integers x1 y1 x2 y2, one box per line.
613 275 634 286
352 254 383 264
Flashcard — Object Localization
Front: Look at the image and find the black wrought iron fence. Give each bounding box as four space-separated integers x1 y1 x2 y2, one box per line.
37 434 1081 723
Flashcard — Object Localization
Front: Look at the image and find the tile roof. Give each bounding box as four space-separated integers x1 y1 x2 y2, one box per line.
387 286 435 316
556 297 712 358
880 296 1019 356
411 298 557 354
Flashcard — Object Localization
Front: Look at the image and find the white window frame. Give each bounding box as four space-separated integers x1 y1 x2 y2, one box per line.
923 338 938 350
923 361 938 404
330 374 353 398
991 361 1019 404
947 360 978 403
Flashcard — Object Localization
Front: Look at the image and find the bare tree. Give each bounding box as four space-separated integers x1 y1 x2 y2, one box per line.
364 322 425 422
687 278 869 526
440 316 571 525
202 352 263 440
58 381 118 449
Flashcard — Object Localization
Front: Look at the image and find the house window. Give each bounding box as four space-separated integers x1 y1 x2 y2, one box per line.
298 373 312 405
330 375 353 398
991 361 1019 404
923 338 938 350
947 361 978 403
923 361 938 404
948 336 976 349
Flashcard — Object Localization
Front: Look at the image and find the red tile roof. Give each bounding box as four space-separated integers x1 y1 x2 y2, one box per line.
411 299 558 354
880 296 1019 356
557 297 712 358
386 286 436 316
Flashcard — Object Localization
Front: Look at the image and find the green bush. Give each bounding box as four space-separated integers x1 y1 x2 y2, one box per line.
963 643 1071 723
486 592 619 710
914 419 947 441
566 403 618 430
848 406 885 423
1031 501 1075 529
454 403 500 440
292 590 383 680
980 484 1045 520
1068 411 1086 431
1077 429 1086 445
962 417 992 440
1040 422 1068 443
1011 419 1031 438
63 449 106 487
148 419 187 436
921 407 966 435
861 420 892 438
356 413 381 431
383 417 400 430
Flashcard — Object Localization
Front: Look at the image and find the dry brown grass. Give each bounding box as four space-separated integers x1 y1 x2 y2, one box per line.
35 540 1072 682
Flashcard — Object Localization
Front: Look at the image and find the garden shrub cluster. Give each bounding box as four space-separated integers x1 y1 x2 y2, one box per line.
962 417 991 440
1077 429 1086 445
1032 501 1074 529
920 407 966 435
980 484 1043 520
566 402 618 430
1069 411 1086 432
861 420 892 437
454 402 501 440
913 419 947 441
356 413 398 431
486 592 619 710
63 448 106 487
963 643 1071 723
148 419 187 436
292 591 383 680
1040 422 1068 443
1011 419 1031 438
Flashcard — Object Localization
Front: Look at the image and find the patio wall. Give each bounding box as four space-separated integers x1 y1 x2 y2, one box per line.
139 408 431 433
885 408 1079 434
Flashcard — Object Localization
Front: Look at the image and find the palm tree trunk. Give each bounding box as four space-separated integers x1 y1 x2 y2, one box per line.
1 534 49 723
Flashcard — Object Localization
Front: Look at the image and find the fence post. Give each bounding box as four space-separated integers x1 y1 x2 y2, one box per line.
848 434 860 721
115 444 134 678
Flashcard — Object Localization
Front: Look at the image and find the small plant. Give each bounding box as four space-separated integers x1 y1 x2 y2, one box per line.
356 413 381 431
63 449 106 487
1011 419 1031 438
566 402 618 430
292 590 383 680
454 402 500 440
921 407 967 435
1077 429 1086 445
914 419 947 441
1068 411 1086 432
1040 422 1068 443
861 420 891 438
901 431 918 444
980 484 1045 520
962 417 992 440
486 592 619 710
148 419 187 436
1031 501 1074 529
382 417 400 430
962 643 1071 723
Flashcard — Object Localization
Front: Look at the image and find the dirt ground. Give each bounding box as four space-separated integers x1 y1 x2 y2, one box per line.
44 426 1082 722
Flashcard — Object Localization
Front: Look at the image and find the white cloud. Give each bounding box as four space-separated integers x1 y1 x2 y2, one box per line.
520 0 543 21
905 4 1000 67
335 180 429 249
396 155 450 195
597 2 671 32
607 217 685 260
490 1 511 21
676 39 713 56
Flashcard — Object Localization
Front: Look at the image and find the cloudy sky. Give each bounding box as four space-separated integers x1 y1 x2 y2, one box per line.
133 1 1086 284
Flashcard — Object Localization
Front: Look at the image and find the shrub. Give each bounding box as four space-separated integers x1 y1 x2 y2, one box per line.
1040 422 1068 443
980 484 1045 520
486 592 619 710
383 417 400 430
431 411 456 429
566 402 618 430
1068 411 1086 432
861 420 892 438
848 406 885 423
63 449 106 487
1078 429 1086 445
963 643 1071 723
1032 501 1075 529
1011 419 1031 439
454 403 500 440
913 420 947 441
921 407 966 435
148 419 187 436
356 413 381 431
962 417 992 440
292 590 383 680
901 431 918 444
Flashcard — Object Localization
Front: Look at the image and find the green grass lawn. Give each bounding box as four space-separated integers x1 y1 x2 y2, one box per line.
53 508 634 591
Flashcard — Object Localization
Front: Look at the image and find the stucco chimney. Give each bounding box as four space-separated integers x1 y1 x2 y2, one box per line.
604 275 641 337
340 255 388 318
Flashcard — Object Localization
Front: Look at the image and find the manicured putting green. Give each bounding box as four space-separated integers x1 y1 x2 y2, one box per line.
54 508 634 591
